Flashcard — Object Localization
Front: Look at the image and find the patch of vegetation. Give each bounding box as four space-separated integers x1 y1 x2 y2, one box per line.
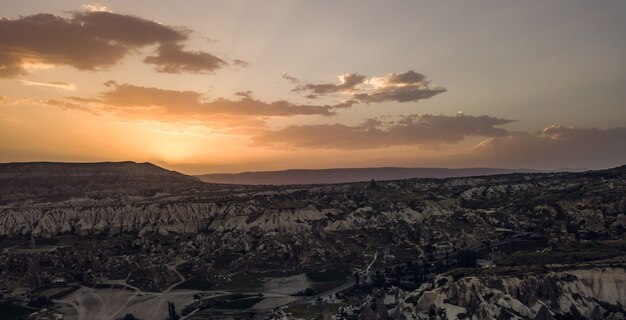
446 267 483 281
457 250 478 268
213 254 241 268
213 273 267 291
55 236 102 249
498 240 546 254
34 238 59 246
311 281 344 293
294 287 318 296
306 268 350 282
447 218 474 233
173 278 214 290
286 302 343 319
31 285 79 299
498 240 626 266
0 302 36 319
286 304 318 318
216 297 263 310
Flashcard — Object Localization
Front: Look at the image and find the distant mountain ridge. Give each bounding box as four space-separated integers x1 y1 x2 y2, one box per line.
0 161 188 177
0 161 203 202
196 167 541 185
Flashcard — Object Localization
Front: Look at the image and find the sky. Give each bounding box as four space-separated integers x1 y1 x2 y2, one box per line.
1 1 625 174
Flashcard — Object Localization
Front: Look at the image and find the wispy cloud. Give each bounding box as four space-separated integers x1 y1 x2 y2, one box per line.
45 99 99 115
281 72 300 84
20 80 76 91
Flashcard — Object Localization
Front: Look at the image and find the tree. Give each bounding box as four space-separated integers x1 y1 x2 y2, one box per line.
367 179 380 191
28 296 51 308
354 272 360 287
168 301 179 320
433 261 445 273
373 270 385 287
457 250 478 268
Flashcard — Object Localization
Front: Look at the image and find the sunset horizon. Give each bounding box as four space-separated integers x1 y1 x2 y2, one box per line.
2 2 626 319
2 1 625 174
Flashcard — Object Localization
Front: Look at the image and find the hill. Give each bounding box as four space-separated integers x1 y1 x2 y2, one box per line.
0 161 204 202
196 167 540 185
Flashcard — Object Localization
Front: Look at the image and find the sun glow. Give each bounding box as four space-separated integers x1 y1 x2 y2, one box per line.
21 61 55 70
150 140 198 163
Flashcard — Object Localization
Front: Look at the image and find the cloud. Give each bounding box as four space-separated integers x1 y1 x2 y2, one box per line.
20 80 76 90
369 70 426 86
252 113 512 149
81 4 110 12
143 43 226 74
353 86 446 103
294 73 366 95
0 10 232 77
50 82 357 123
45 99 99 115
292 70 446 103
233 59 250 68
0 50 27 77
281 72 300 84
474 125 626 169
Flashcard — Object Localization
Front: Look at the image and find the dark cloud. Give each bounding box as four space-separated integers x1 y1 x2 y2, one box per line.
144 43 226 74
294 73 366 95
0 11 230 77
252 114 512 149
53 83 356 120
385 70 426 84
292 70 446 103
0 51 26 77
232 59 250 68
71 11 185 44
281 72 300 84
234 91 253 98
475 126 626 169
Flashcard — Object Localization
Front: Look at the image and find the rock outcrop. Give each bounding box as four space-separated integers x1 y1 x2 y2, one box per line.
382 268 626 320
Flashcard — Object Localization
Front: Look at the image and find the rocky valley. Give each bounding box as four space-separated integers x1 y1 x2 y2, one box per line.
1 162 625 320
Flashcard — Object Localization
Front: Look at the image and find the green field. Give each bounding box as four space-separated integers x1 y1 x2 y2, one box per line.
499 240 626 266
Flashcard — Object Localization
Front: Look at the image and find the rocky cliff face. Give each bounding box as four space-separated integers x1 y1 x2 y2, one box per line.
381 267 626 320
1 166 625 245
1 164 625 289
0 203 218 237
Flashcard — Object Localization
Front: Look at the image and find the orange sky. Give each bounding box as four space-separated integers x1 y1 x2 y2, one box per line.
1 1 625 174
